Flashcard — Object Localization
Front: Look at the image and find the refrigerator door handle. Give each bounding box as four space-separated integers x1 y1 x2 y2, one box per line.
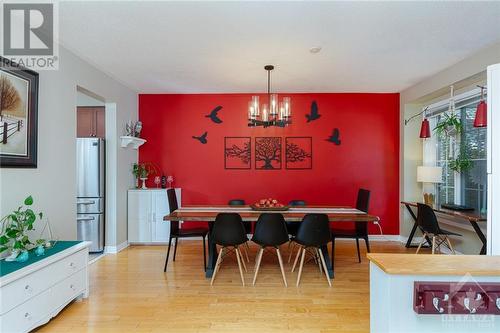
77 200 96 205
77 216 96 222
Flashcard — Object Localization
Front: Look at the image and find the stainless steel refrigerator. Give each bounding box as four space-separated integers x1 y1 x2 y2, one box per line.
77 138 105 252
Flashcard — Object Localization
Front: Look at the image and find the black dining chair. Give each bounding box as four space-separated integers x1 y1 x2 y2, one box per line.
331 189 371 265
416 203 461 254
251 213 290 286
210 213 248 286
287 200 307 263
228 199 250 262
163 188 208 272
291 214 331 287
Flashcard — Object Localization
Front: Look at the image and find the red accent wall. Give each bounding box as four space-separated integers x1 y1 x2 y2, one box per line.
139 93 400 235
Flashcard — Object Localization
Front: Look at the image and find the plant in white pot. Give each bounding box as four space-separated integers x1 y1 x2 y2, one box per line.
0 196 43 262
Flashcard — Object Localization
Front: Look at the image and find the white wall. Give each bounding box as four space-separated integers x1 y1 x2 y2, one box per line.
400 42 500 254
77 90 105 107
0 45 137 248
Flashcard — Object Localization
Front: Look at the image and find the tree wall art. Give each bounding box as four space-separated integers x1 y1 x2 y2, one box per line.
285 137 312 169
255 137 282 170
224 137 251 169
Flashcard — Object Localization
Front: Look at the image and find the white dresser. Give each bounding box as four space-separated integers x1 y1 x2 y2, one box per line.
0 241 90 333
127 188 181 244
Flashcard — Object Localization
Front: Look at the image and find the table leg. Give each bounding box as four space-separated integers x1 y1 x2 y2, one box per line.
469 220 487 255
320 245 334 279
404 204 431 248
205 222 217 278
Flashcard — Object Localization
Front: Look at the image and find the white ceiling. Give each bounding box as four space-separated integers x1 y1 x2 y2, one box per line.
59 1 500 93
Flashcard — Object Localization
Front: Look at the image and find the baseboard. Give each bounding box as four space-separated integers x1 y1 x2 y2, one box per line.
368 234 402 242
104 241 129 254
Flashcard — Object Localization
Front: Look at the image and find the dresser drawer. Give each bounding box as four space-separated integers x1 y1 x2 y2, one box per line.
50 269 86 310
0 287 52 333
0 249 87 315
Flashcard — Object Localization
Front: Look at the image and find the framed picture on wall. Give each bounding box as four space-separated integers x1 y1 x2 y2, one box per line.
285 137 312 169
0 57 39 168
224 137 251 169
255 137 282 170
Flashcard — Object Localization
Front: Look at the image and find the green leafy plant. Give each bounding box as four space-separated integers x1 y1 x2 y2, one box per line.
132 162 158 179
449 146 473 173
434 113 462 136
434 112 472 174
0 196 43 254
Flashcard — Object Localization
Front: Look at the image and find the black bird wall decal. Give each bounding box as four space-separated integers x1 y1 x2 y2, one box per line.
326 128 341 145
205 106 223 124
192 131 208 144
306 101 321 122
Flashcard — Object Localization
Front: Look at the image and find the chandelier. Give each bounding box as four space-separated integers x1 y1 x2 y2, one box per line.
248 65 291 128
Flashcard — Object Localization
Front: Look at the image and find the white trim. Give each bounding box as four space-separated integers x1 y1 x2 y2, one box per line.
88 253 107 264
368 235 402 242
104 241 129 254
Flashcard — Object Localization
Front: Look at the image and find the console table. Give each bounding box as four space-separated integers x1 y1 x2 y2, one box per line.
0 241 90 333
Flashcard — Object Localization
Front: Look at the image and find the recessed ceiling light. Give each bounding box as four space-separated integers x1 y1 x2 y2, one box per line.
309 46 322 54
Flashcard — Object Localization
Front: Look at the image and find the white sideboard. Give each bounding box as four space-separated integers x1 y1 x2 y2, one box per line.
128 188 181 244
0 241 90 333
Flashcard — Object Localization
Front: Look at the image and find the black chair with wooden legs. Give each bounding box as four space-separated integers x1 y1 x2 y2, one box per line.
292 214 331 287
210 213 248 286
251 213 290 286
331 189 371 267
163 188 208 272
228 199 251 262
415 203 461 254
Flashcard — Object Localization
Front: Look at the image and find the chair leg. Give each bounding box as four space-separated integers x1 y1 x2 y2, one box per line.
214 247 225 276
276 248 288 287
317 248 332 287
288 241 296 263
364 236 371 253
253 248 264 285
317 250 322 273
235 248 246 286
445 236 456 255
331 237 336 270
210 247 224 286
356 238 361 263
202 235 207 272
173 237 179 261
431 236 436 254
416 233 426 254
163 236 173 272
243 242 250 262
296 248 306 287
238 247 248 272
291 245 302 272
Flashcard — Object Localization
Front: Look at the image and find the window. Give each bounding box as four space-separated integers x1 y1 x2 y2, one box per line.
424 89 487 214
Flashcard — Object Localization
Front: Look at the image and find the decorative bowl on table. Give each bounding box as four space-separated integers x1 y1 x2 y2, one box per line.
250 198 289 211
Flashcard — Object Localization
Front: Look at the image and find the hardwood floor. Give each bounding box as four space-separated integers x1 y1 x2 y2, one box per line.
35 240 416 333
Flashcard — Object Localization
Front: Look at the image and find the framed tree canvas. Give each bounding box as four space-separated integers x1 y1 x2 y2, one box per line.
255 137 282 170
0 57 39 168
224 137 251 169
286 137 312 169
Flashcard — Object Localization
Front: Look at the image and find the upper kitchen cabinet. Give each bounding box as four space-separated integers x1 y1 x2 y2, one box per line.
77 106 105 138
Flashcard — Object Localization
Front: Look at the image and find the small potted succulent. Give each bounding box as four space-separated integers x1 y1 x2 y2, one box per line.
0 196 44 262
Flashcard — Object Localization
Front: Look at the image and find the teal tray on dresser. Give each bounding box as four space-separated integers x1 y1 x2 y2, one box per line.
0 240 82 277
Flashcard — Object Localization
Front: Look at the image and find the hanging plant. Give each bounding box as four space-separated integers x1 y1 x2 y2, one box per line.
449 145 473 173
434 112 462 136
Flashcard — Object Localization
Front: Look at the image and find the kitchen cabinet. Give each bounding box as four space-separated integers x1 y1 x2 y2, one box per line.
128 189 181 243
77 107 105 138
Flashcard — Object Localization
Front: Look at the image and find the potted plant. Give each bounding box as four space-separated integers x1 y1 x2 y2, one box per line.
0 196 44 262
132 162 159 189
434 113 472 174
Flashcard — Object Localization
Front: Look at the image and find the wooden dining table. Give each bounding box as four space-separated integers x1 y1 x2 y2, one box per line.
164 205 380 278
